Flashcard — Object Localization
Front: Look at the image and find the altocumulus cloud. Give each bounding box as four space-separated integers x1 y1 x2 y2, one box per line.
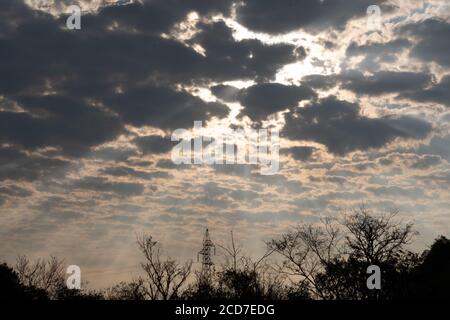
283 96 432 155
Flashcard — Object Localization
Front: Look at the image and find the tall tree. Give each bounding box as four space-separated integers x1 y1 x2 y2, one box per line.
137 235 192 300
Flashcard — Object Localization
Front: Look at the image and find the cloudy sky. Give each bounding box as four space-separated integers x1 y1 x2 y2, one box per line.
1 0 449 288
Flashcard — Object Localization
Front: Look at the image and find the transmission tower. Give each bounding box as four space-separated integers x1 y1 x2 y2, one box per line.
197 228 216 277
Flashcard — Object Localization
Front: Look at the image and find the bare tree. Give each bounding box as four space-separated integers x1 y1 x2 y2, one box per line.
267 217 342 298
342 207 417 264
137 235 192 300
217 230 276 272
15 255 66 298
216 230 282 299
217 231 243 272
268 206 418 299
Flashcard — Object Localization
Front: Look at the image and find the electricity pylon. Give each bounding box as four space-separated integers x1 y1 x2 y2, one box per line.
197 228 216 281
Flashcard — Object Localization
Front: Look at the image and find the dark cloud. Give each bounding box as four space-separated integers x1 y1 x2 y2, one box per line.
228 189 259 202
417 134 450 162
88 147 138 162
105 86 229 130
0 185 33 198
401 75 450 107
2 0 230 38
0 146 70 182
309 175 347 185
415 169 450 186
340 70 432 96
210 85 241 102
191 21 302 82
236 0 387 34
30 196 96 214
345 38 412 71
155 159 192 171
237 83 316 121
100 166 171 180
301 70 431 96
0 95 123 156
366 186 425 198
71 176 144 197
346 39 411 57
410 155 442 169
281 146 316 161
398 19 450 67
293 196 330 211
211 83 316 121
132 135 174 154
283 96 432 155
0 1 298 158
81 0 233 35
0 145 27 163
37 210 84 222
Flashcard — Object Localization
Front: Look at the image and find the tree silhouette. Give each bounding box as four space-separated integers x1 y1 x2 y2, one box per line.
0 262 48 300
137 234 192 300
268 206 420 299
1 207 449 300
15 255 65 299
267 216 342 298
409 236 450 299
105 279 147 300
342 208 417 265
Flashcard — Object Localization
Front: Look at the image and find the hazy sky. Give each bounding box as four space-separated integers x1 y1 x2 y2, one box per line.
0 0 449 288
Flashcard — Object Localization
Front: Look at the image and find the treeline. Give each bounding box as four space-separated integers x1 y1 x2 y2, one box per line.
1 207 449 300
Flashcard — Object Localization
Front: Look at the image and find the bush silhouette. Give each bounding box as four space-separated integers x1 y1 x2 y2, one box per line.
0 262 48 300
409 236 450 299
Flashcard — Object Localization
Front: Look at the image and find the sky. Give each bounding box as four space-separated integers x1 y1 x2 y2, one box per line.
0 0 449 288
